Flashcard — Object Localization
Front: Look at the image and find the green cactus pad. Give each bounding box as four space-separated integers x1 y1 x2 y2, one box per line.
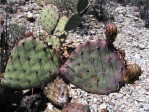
35 0 43 6
1 37 60 89
48 0 88 14
60 39 127 95
35 0 44 6
47 0 62 5
40 4 59 34
64 14 81 31
57 16 68 33
77 0 89 14
62 0 89 14
45 35 60 51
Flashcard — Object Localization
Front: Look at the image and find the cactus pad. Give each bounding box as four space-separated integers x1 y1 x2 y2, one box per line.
45 35 60 51
48 0 89 14
60 39 127 95
55 14 81 33
47 0 62 5
35 0 43 6
1 37 59 89
56 16 68 33
40 4 59 34
77 0 89 14
64 14 81 31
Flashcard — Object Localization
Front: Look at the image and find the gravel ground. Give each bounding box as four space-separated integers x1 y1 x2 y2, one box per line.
0 0 149 112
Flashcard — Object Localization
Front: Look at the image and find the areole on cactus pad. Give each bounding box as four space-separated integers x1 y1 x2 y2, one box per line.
1 37 60 89
59 39 128 95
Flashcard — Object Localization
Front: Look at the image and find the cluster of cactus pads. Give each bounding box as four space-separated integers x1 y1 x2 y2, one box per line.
0 1 143 111
40 0 89 36
0 22 142 95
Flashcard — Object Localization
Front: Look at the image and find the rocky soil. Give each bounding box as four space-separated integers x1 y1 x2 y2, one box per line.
0 0 149 112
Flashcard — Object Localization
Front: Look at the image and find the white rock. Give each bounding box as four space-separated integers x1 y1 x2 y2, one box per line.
138 43 145 50
47 103 53 110
27 12 33 18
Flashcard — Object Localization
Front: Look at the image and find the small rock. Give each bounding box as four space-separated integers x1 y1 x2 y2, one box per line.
27 12 33 18
44 103 61 112
138 43 145 50
98 103 107 111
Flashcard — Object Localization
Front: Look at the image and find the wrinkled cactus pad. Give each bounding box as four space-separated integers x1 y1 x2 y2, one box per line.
62 103 90 112
40 4 59 34
44 77 69 107
60 39 127 95
1 37 60 89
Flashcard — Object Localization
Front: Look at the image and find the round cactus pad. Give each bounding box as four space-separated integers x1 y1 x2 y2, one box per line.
2 37 59 89
60 39 127 95
40 4 59 34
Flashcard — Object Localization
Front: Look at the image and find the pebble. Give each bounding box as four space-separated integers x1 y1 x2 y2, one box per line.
98 103 107 111
138 43 145 50
27 12 33 18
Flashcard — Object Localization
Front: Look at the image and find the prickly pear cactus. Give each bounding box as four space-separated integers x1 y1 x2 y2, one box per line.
1 37 60 89
64 14 82 31
77 0 89 14
46 0 62 6
35 0 43 6
48 0 89 14
45 35 60 51
44 77 69 107
40 4 59 34
60 39 127 95
56 16 68 33
55 14 81 33
62 103 90 112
